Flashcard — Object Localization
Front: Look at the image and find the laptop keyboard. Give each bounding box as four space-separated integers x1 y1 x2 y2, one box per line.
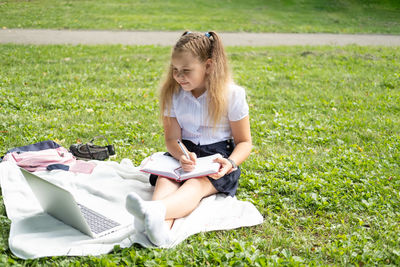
77 204 120 234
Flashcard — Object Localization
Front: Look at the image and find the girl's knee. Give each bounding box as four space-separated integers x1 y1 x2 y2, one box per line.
185 177 217 195
156 176 180 186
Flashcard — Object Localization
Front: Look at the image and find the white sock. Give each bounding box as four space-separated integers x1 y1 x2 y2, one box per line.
144 201 171 246
126 192 170 245
125 192 146 232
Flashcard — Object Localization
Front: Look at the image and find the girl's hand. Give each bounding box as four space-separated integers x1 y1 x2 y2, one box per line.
208 157 234 180
179 152 197 172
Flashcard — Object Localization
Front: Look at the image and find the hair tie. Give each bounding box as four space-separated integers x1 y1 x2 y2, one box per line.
205 32 211 38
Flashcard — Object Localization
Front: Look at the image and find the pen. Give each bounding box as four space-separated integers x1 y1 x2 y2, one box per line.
177 139 190 160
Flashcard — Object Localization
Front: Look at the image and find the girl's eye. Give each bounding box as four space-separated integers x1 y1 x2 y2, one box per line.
172 68 192 75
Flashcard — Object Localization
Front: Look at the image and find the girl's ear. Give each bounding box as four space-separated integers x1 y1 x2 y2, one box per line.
205 58 213 74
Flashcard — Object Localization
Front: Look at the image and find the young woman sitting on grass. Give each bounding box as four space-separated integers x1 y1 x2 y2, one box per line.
126 31 252 246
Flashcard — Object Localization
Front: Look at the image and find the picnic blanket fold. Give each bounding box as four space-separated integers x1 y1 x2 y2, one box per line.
0 159 263 259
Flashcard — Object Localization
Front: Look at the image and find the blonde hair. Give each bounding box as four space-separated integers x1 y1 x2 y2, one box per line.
159 31 231 127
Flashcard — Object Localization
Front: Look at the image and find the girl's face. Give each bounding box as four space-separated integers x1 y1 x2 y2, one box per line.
171 52 211 96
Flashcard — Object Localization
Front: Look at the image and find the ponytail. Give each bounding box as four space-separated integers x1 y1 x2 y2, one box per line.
206 31 230 127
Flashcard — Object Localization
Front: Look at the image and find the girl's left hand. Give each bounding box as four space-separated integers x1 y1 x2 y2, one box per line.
208 157 234 180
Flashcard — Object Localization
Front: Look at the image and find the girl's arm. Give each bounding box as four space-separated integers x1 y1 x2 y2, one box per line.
163 116 197 171
227 115 252 166
209 115 252 179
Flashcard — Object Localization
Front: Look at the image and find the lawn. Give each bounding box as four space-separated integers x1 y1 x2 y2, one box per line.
1 0 400 34
0 44 399 265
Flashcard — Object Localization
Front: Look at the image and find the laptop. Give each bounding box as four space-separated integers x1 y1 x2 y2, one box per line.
21 168 131 238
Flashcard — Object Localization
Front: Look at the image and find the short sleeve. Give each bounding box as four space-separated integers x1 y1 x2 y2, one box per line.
163 98 176 117
228 84 249 121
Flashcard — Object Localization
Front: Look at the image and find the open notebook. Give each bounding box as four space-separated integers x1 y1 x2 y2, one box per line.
140 153 221 182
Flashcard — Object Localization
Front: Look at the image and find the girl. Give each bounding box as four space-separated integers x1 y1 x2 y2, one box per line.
126 31 252 246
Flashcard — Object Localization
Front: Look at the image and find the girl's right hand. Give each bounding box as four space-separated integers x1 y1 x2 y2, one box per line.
179 152 197 172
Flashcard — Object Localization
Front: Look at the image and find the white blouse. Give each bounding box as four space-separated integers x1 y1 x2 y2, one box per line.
165 83 249 145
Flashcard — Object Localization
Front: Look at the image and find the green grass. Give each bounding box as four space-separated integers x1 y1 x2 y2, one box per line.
1 0 400 34
1 44 400 265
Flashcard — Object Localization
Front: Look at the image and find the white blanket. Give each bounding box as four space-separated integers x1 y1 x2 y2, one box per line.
0 159 263 259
